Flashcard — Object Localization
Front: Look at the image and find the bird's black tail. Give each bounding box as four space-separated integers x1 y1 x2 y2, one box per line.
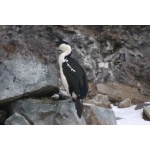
75 99 83 118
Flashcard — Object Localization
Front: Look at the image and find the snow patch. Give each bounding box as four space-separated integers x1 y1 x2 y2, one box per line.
111 103 150 125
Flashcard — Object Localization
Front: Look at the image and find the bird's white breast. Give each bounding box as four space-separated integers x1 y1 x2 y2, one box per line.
60 67 70 95
58 46 74 97
58 54 70 95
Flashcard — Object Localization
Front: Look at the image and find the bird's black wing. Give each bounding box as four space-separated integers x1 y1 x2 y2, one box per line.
62 57 88 99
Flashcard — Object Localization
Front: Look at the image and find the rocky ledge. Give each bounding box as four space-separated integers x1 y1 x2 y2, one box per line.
5 98 116 125
0 54 59 104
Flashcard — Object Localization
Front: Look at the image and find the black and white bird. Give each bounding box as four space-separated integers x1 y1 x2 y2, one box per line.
56 39 88 118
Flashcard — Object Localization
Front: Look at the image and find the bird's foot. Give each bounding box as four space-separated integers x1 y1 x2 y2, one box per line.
72 98 76 102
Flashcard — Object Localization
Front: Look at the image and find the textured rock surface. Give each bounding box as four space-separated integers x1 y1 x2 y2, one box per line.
83 104 116 125
5 112 30 125
86 94 111 108
8 98 117 125
143 107 150 120
1 25 150 104
118 98 131 108
0 55 59 104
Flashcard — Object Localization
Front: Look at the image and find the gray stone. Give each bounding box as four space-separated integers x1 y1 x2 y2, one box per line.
135 103 150 110
0 110 7 124
86 94 111 108
8 98 117 125
0 55 59 104
143 107 150 120
8 98 85 125
5 112 30 125
118 98 132 108
83 103 117 125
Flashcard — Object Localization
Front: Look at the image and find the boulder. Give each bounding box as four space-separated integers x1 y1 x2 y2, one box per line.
96 82 150 104
86 94 111 108
8 98 117 125
118 98 131 108
0 55 59 104
5 112 30 125
143 107 150 120
8 98 84 125
83 103 116 125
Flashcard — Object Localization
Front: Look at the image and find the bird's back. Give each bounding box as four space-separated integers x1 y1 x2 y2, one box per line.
62 57 88 99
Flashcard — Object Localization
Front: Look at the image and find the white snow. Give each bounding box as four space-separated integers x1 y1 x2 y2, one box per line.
111 103 150 125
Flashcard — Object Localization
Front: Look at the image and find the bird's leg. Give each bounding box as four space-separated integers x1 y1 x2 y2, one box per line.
72 98 77 110
71 92 77 102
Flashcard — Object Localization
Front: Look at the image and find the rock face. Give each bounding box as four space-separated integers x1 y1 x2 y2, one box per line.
1 25 150 104
86 94 111 108
0 55 59 104
8 98 117 125
50 26 150 104
0 25 150 125
5 112 30 125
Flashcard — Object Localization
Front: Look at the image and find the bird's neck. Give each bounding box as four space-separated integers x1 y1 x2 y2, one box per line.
58 48 72 68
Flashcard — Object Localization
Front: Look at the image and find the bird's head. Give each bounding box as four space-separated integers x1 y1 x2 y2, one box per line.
55 39 71 53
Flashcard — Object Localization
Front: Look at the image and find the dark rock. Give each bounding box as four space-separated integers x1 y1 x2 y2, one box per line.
5 112 30 125
0 110 7 124
135 103 150 110
116 117 122 120
0 55 59 104
8 98 117 125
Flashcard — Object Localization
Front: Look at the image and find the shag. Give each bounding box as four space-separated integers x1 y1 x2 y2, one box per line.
56 40 88 118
